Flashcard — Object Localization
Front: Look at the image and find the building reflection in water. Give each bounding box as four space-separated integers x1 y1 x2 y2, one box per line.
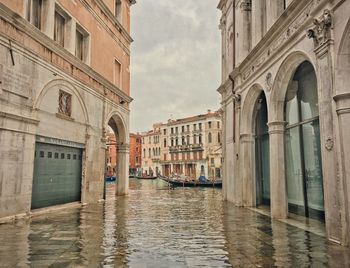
0 179 350 267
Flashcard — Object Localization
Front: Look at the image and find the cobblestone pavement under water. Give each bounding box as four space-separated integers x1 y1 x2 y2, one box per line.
1 179 350 267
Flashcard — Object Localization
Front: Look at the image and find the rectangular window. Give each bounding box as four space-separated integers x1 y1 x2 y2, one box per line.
199 123 202 130
58 90 72 117
30 0 42 29
67 154 71 160
40 151 44 158
114 60 121 88
48 152 52 158
217 122 220 128
54 11 65 46
73 154 77 160
193 124 196 130
163 129 167 135
61 153 65 159
208 121 212 129
182 126 185 133
55 152 59 159
75 29 85 61
115 0 122 21
199 151 203 160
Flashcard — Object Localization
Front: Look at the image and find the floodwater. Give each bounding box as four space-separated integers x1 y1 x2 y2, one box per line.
0 179 350 267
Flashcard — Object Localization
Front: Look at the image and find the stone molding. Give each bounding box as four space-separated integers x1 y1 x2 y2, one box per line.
240 133 254 143
0 4 133 104
0 111 39 125
334 93 350 115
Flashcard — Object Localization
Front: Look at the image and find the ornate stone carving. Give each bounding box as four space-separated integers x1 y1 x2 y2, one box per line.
325 136 334 151
265 72 273 91
240 0 251 11
307 9 332 47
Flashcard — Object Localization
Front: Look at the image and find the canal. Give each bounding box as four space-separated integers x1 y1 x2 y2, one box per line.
1 178 349 267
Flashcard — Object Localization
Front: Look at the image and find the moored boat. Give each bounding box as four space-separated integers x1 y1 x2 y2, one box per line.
135 175 158 180
160 176 222 188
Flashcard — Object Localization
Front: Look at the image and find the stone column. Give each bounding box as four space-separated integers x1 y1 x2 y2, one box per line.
236 0 251 64
268 121 288 219
234 96 243 206
251 0 265 47
116 143 129 196
240 133 255 207
265 0 284 30
334 93 350 246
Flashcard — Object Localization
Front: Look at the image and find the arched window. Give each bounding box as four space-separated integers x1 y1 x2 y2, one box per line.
199 134 202 144
218 133 221 143
193 134 197 144
148 148 151 158
143 149 146 158
284 61 324 220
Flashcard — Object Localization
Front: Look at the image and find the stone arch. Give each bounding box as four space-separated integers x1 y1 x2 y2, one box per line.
105 110 129 196
269 51 316 122
33 79 89 125
240 83 267 207
241 83 266 135
105 110 128 144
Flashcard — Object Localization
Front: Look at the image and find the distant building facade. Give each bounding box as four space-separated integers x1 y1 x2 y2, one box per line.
129 133 142 175
0 0 135 220
218 0 350 245
140 124 162 176
141 111 222 180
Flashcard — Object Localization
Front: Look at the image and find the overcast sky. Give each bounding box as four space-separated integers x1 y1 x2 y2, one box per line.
130 0 221 133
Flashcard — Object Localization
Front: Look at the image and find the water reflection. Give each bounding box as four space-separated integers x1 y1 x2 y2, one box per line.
0 178 349 267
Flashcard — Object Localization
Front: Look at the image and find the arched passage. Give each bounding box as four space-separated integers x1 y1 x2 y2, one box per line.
269 52 324 220
284 61 324 220
240 84 269 207
105 112 129 196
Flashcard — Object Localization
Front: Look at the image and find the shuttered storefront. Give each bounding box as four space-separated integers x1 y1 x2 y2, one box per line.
31 142 83 209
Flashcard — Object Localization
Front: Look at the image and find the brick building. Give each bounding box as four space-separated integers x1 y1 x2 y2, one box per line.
0 0 135 220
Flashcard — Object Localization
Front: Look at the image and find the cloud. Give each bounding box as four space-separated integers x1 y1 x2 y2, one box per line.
130 0 221 132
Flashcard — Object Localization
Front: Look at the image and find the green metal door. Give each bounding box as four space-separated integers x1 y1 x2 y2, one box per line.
31 142 82 209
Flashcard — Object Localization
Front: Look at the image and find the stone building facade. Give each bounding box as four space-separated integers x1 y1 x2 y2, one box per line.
140 111 222 180
218 0 350 245
140 123 162 176
0 0 135 221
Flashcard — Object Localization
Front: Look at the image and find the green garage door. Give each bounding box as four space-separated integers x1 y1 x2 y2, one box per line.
31 142 82 209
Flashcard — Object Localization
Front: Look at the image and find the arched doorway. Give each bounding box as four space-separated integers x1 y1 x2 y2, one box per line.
284 61 324 220
254 92 270 206
106 113 129 196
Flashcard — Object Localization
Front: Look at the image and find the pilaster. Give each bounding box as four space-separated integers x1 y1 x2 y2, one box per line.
268 121 288 219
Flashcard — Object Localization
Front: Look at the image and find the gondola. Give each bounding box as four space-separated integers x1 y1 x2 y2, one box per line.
160 176 222 188
135 175 158 180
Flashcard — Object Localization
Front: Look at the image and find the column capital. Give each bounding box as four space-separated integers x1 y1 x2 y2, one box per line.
334 93 350 115
117 143 130 153
268 121 286 134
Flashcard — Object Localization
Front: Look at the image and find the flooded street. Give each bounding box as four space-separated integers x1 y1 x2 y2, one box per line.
1 179 350 267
